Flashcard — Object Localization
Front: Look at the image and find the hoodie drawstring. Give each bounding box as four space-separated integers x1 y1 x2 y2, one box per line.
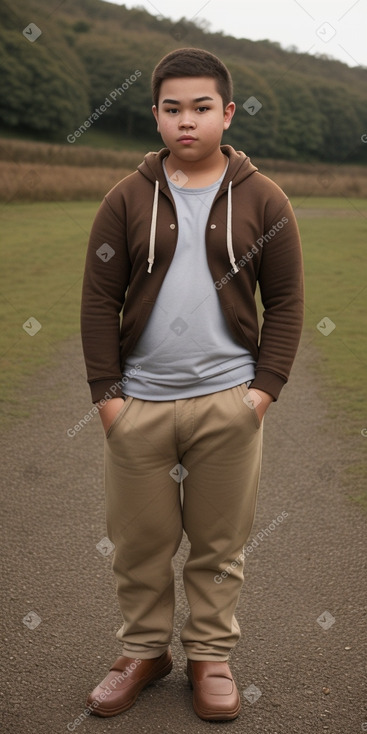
147 179 159 273
147 177 238 274
226 181 239 273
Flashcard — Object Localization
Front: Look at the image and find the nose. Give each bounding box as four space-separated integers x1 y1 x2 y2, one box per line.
178 114 196 130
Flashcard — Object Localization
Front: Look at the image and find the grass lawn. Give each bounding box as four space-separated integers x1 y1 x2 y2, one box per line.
294 197 367 509
1 197 366 503
293 197 367 421
0 201 94 418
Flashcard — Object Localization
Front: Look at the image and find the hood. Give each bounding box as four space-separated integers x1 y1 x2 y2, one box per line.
137 145 258 273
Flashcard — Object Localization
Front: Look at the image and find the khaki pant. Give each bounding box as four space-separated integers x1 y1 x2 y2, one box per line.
104 382 263 661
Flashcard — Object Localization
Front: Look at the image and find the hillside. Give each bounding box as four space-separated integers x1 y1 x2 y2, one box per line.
1 0 367 162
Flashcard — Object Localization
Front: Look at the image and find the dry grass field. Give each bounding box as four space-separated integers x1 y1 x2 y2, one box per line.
1 161 133 203
1 139 367 201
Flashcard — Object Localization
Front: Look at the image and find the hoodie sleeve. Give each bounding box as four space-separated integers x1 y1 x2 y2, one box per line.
252 195 304 400
80 195 131 403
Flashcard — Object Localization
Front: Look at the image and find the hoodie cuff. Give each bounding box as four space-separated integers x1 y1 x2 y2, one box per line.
88 378 125 404
250 370 287 402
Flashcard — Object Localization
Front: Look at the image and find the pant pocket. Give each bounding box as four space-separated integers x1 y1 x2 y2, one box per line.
236 382 261 430
106 396 134 439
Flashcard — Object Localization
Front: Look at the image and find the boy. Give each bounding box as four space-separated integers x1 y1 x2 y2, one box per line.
80 47 304 721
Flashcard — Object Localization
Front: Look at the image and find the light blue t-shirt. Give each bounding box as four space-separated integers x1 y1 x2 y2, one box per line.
122 160 256 399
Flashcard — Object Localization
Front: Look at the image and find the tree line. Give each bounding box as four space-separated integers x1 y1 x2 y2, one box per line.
1 0 367 163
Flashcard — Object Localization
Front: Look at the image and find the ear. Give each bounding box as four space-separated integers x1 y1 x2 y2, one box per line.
152 105 159 131
223 101 236 131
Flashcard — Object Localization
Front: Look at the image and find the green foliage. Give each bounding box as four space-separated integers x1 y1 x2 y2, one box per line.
260 72 324 160
0 24 90 136
72 20 91 33
224 62 280 156
309 82 363 160
74 32 154 136
1 0 367 161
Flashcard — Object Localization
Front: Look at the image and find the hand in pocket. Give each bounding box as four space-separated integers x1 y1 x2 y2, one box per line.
246 388 273 423
97 397 125 435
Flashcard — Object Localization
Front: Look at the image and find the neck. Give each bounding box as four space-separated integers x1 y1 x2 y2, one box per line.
165 148 227 188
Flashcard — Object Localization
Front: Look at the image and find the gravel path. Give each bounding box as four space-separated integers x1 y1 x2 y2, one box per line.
1 331 366 734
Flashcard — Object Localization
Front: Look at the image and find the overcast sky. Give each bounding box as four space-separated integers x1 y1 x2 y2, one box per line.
104 0 366 68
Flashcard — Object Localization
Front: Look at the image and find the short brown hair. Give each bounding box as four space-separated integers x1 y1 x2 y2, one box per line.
152 48 233 109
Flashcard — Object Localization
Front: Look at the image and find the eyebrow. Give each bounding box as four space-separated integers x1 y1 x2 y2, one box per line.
161 96 214 104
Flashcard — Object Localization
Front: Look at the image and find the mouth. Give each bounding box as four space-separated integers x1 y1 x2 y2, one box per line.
177 135 197 143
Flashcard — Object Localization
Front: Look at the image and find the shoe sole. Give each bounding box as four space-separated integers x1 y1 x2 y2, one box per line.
87 658 173 717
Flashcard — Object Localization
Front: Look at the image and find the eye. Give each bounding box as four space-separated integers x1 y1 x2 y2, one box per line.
166 108 179 114
197 106 210 112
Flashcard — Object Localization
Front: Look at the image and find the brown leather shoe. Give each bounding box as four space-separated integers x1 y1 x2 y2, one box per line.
86 650 172 717
187 660 241 721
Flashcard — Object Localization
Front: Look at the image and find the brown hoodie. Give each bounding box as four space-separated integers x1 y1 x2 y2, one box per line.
80 145 304 403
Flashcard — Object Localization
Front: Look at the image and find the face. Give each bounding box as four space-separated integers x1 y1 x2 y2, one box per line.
152 77 235 163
